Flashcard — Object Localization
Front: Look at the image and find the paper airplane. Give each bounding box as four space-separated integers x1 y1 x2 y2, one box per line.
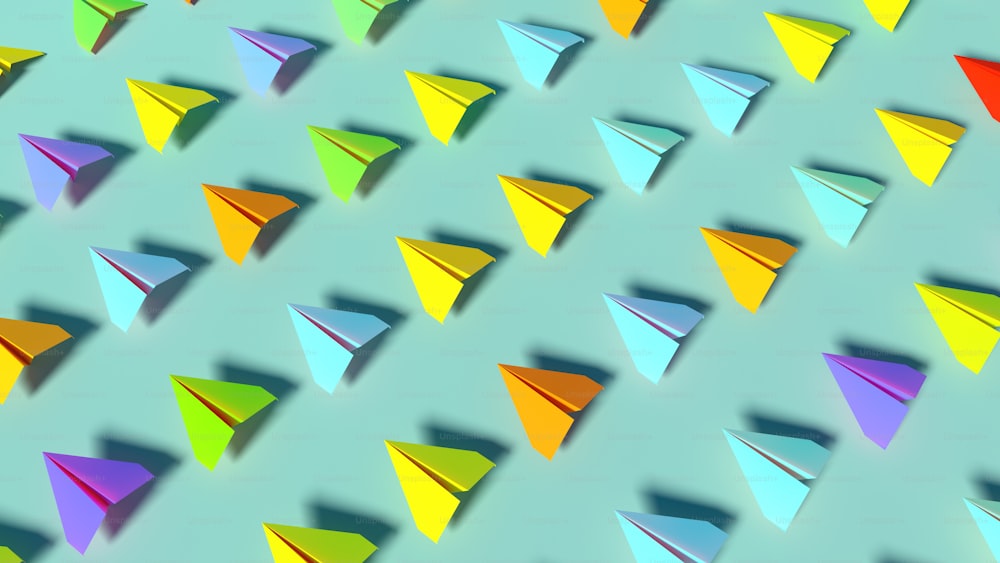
497 20 583 89
126 79 218 152
790 166 884 248
89 246 190 332
603 293 703 383
955 55 1000 122
863 0 910 31
723 429 830 531
405 71 495 145
0 46 44 78
18 134 113 210
593 117 684 194
0 318 72 404
287 303 389 393
498 364 603 459
202 184 298 264
680 64 769 137
170 375 277 470
615 510 728 563
915 283 1000 374
385 440 495 542
228 28 315 96
822 353 925 448
764 13 849 82
700 228 797 313
262 522 377 563
875 108 965 187
43 452 153 554
0 547 20 563
497 175 592 256
965 498 1000 560
307 126 400 202
396 237 495 323
73 0 146 54
598 0 649 39
332 0 398 44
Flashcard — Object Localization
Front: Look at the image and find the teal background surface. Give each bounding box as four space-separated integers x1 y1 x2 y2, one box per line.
2 0 1000 561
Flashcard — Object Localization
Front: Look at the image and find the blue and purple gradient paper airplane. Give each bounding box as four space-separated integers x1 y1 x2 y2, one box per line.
603 293 703 383
288 304 389 393
228 27 315 96
43 452 153 554
822 353 925 449
89 247 190 332
18 134 112 210
497 20 583 90
615 510 728 563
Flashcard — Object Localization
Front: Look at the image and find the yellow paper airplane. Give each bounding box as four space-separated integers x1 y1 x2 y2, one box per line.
863 0 910 32
126 79 218 152
915 283 1000 374
202 184 298 264
385 440 495 543
764 13 850 82
0 318 72 404
262 522 377 563
497 175 592 257
875 109 965 187
701 227 797 313
0 46 44 77
404 71 495 145
396 237 495 323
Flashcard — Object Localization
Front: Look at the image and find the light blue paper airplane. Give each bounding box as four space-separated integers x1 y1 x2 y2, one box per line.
965 497 1000 559
89 247 190 332
18 134 113 210
287 304 389 393
228 27 316 96
790 166 884 248
616 510 728 563
593 118 684 194
680 64 769 136
497 20 583 90
603 293 703 383
723 428 830 531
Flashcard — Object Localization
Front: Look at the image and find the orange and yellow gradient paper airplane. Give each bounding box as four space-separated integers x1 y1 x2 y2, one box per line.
498 175 591 257
0 318 71 404
202 184 298 264
701 228 797 313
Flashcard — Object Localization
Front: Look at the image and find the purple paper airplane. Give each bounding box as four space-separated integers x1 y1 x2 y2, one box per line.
822 353 926 449
228 28 316 96
43 452 154 554
18 134 113 210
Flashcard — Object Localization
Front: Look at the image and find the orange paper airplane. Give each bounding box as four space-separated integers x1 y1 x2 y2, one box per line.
0 318 72 404
498 364 603 460
701 228 797 313
598 0 649 39
202 184 298 265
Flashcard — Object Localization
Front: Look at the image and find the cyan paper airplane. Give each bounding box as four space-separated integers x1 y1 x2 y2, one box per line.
593 117 684 194
228 27 315 96
822 353 925 448
497 20 583 89
790 166 884 247
965 497 1000 560
89 246 190 332
18 134 113 210
43 452 153 554
616 510 728 563
73 0 146 54
681 64 769 136
723 428 830 531
288 303 389 393
915 283 1000 374
0 46 44 78
603 293 702 383
331 0 398 44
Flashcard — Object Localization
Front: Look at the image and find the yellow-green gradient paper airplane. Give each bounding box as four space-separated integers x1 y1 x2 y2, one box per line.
915 284 1000 374
396 237 495 322
170 375 276 470
498 175 592 257
863 0 910 32
764 13 849 82
875 109 965 187
262 522 377 563
126 79 218 152
404 71 495 145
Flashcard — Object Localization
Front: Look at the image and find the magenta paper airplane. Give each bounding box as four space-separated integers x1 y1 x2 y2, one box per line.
228 27 315 96
18 134 112 210
822 353 925 449
43 452 153 554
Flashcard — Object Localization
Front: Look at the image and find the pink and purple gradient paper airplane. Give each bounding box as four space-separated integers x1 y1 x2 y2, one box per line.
822 353 925 449
18 134 112 210
43 452 154 554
